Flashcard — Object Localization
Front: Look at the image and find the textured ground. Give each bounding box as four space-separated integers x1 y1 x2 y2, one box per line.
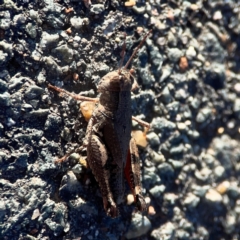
0 0 240 239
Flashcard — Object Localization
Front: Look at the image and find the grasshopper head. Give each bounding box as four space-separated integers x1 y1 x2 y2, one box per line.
97 30 151 93
97 69 134 92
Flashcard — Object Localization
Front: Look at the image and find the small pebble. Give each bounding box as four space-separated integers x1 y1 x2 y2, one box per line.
148 205 156 215
125 0 136 7
127 194 134 205
179 56 188 71
216 181 230 195
205 189 222 202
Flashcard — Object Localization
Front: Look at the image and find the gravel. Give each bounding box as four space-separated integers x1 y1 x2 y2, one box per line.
0 0 240 239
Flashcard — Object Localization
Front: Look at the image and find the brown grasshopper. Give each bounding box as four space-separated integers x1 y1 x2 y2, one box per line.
49 31 151 218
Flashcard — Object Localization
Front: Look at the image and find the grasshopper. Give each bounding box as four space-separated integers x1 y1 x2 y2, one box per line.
49 31 151 218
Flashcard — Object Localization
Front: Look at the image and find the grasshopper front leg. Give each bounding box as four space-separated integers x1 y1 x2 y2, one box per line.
125 138 147 212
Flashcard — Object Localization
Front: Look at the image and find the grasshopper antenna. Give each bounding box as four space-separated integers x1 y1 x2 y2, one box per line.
118 33 127 74
124 30 152 69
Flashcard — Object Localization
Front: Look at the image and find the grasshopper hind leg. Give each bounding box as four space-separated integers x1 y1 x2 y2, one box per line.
87 134 119 218
124 138 147 212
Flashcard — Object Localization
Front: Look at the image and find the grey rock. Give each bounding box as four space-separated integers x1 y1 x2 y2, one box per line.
68 198 98 216
147 40 163 74
161 85 172 104
45 14 64 29
192 185 210 197
24 109 49 119
177 122 187 131
197 226 209 239
151 117 176 131
223 212 236 234
30 177 47 188
151 222 175 240
70 17 89 30
168 159 183 169
203 153 215 166
166 101 180 115
43 56 62 76
228 183 240 199
8 76 26 90
31 208 40 220
149 185 166 198
14 153 28 169
138 66 155 86
167 31 177 47
61 127 72 142
167 48 183 63
132 5 146 14
0 92 10 106
146 132 160 147
45 218 64 236
170 144 184 155
29 9 40 22
213 165 225 179
160 66 172 83
13 14 26 26
183 193 200 208
186 46 197 60
25 22 37 38
98 63 110 76
39 199 55 222
204 63 225 90
187 129 200 139
157 162 175 180
212 135 236 171
205 189 222 203
0 201 6 221
0 11 11 30
195 167 212 182
71 163 83 175
40 32 59 50
52 44 74 64
44 114 62 132
37 71 46 85
0 55 9 70
149 150 165 164
125 213 151 239
199 31 225 63
43 0 59 12
59 171 80 196
0 41 13 64
25 85 44 99
233 98 240 115
196 108 211 123
190 97 200 109
0 79 7 92
176 230 190 239
143 166 161 189
90 4 104 15
175 88 188 101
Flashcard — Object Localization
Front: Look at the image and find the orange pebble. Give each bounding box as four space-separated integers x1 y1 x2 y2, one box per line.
80 101 96 121
125 0 136 7
179 56 188 71
132 128 148 148
148 205 156 215
73 73 79 81
65 7 74 14
66 27 72 35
